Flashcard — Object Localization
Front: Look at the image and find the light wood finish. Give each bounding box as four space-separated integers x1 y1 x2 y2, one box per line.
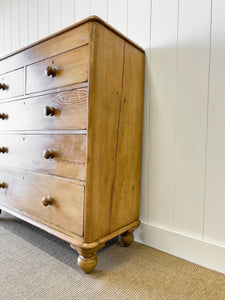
84 22 125 242
70 242 105 274
110 42 145 232
0 134 86 180
118 230 134 247
26 45 88 94
0 16 145 273
0 88 87 131
0 167 84 236
0 23 90 74
0 68 24 100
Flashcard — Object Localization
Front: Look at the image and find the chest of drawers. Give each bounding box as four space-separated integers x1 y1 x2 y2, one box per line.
0 16 145 273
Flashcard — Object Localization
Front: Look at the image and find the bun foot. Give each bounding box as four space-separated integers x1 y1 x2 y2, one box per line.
118 230 134 247
70 242 105 274
77 253 98 274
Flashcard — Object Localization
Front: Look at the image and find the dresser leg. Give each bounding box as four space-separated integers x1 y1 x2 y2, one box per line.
118 230 134 247
77 250 98 274
70 243 105 274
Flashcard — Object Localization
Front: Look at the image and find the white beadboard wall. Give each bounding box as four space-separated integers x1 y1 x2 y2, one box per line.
0 0 225 274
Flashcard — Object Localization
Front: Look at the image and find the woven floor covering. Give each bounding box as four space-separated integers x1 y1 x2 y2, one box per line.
1 211 225 300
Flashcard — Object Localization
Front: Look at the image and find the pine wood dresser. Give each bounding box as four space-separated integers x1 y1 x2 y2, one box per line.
0 16 145 273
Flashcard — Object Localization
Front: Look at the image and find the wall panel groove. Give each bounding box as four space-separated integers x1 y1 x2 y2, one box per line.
173 0 211 237
149 0 178 229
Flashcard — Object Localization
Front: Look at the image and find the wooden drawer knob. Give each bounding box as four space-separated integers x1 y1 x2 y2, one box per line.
0 182 7 189
0 147 8 153
0 83 7 90
45 66 57 77
42 196 53 206
45 106 56 116
0 113 8 120
43 149 55 159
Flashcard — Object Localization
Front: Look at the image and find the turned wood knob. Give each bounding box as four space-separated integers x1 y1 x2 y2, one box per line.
45 66 57 77
43 149 55 159
0 182 7 189
0 147 8 153
42 196 53 206
45 106 56 116
0 83 7 90
0 113 8 120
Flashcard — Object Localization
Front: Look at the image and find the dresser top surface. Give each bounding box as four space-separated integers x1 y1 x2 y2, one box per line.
0 15 145 62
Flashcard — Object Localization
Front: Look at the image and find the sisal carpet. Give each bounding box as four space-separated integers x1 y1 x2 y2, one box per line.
0 211 225 300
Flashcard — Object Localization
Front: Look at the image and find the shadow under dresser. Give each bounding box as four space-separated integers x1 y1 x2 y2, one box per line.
0 16 145 273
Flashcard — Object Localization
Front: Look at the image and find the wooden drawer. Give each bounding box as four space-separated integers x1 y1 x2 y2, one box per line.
26 45 89 94
0 88 87 131
0 68 24 100
0 134 86 180
0 167 84 236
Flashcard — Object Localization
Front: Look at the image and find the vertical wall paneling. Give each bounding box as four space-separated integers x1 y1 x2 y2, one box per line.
28 0 38 44
108 0 127 35
61 0 75 28
74 0 90 22
147 0 178 228
90 0 108 21
19 0 28 48
127 0 151 49
127 0 151 222
49 0 61 34
4 0 12 54
38 0 49 39
0 0 5 57
204 0 225 247
11 0 20 52
173 0 211 237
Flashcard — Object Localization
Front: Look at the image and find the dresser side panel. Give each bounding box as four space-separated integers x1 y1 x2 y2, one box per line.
84 22 125 242
110 43 145 232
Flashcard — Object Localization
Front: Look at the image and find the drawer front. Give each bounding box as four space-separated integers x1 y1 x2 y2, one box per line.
0 88 87 131
26 45 89 94
0 134 86 180
0 167 84 236
0 68 24 100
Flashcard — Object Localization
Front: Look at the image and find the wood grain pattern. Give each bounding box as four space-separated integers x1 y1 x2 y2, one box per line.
110 42 145 232
84 22 125 242
0 167 84 236
0 23 90 74
0 134 87 180
26 45 88 94
0 88 87 130
0 68 24 100
0 16 145 273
